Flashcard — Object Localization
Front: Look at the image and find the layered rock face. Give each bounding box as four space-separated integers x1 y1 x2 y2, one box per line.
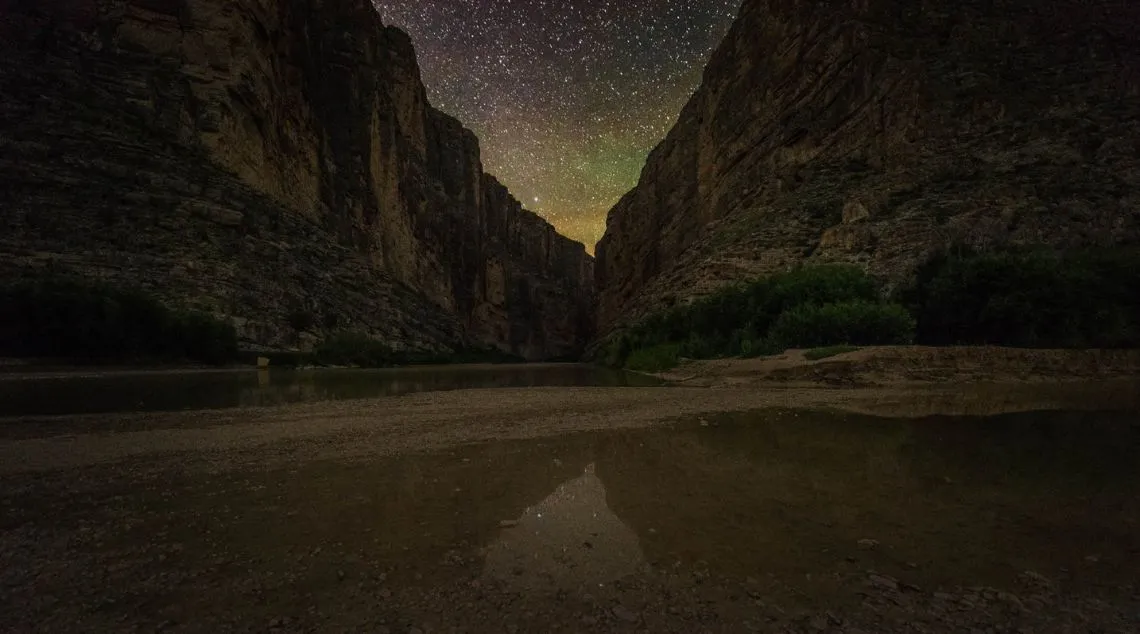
596 0 1140 334
0 0 593 359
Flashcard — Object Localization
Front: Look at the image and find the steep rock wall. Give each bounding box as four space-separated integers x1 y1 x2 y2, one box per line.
0 0 593 359
595 0 1140 335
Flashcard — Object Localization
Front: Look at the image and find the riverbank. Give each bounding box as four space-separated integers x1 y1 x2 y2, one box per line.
4 379 1140 473
654 345 1140 387
2 381 1138 633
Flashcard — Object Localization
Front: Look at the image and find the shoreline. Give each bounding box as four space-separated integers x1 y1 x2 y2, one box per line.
0 360 593 381
3 379 1139 475
652 345 1140 387
2 356 1138 633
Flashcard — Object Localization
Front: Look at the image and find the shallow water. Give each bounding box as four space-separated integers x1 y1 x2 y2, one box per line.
4 405 1138 631
0 363 660 416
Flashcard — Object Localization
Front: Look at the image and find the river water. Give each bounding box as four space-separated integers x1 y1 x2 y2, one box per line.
0 363 661 416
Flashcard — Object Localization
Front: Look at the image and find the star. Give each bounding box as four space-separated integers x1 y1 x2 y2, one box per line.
372 0 742 252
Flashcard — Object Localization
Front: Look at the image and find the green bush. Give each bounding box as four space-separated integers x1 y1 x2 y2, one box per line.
624 343 683 373
0 278 238 365
902 248 1140 348
311 332 524 367
769 300 915 349
603 265 893 369
313 331 397 367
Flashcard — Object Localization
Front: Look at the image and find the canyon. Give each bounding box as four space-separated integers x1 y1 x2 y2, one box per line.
4 0 1139 361
595 0 1140 337
0 0 593 360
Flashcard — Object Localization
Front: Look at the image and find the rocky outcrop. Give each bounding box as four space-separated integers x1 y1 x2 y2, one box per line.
0 0 593 360
595 0 1140 335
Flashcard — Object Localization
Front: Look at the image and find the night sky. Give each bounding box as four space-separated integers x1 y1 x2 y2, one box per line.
373 0 743 251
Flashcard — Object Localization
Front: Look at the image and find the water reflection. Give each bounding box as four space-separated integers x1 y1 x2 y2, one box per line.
9 404 1136 623
0 364 662 416
482 463 645 591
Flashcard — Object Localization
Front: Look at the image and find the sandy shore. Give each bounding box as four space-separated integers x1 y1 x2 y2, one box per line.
657 345 1140 387
2 356 1139 633
3 375 1140 475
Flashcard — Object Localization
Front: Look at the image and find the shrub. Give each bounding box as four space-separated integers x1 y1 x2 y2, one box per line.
0 278 238 365
902 248 1140 348
603 264 891 368
768 300 915 349
313 331 396 367
624 343 683 373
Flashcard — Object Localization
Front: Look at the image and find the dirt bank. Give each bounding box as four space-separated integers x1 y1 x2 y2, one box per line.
2 382 1139 633
3 380 1139 475
657 345 1140 387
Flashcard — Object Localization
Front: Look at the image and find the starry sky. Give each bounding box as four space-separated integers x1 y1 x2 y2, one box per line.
372 0 743 251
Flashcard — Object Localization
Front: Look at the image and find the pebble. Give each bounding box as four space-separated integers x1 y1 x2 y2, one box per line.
868 574 899 591
612 605 640 623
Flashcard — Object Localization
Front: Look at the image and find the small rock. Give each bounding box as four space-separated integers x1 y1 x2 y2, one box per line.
499 520 519 529
857 539 880 550
612 606 640 623
337 569 346 581
379 588 392 599
867 574 898 591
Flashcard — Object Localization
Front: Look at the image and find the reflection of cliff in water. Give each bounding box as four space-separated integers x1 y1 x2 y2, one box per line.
482 463 645 592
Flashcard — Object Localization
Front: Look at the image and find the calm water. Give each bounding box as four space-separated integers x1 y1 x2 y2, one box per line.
0 364 661 416
223 407 1135 594
2 405 1139 630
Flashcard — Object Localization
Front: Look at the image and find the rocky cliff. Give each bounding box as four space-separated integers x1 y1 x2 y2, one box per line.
0 0 593 360
596 0 1140 335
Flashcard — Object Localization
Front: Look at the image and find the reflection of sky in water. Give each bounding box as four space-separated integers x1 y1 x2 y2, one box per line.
482 463 645 592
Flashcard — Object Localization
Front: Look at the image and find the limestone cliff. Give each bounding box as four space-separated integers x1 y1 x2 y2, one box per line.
0 0 593 360
595 0 1140 335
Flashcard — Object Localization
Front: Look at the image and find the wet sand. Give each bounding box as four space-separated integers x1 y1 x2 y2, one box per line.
4 380 1140 474
2 376 1139 633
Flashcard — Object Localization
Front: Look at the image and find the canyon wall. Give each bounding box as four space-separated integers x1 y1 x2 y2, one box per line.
595 0 1140 335
0 0 593 359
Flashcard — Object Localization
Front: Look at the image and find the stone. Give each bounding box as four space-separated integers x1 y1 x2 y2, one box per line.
611 605 640 623
592 0 1140 340
867 574 899 591
0 0 594 360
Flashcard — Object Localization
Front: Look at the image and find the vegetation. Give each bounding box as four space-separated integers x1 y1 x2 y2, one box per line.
309 331 524 368
0 278 238 365
804 345 862 361
900 247 1140 348
768 301 914 349
624 343 683 373
606 246 1140 373
600 265 914 371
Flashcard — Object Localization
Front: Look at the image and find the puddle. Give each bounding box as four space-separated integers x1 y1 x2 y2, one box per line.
482 463 646 592
2 407 1139 630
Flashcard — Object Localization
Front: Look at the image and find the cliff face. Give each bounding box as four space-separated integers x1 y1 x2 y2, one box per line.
0 0 593 359
596 0 1140 334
